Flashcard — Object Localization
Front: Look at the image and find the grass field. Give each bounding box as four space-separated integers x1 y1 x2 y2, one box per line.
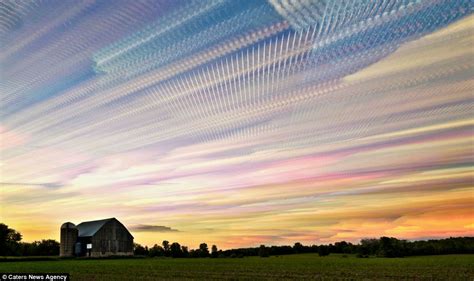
1 254 473 280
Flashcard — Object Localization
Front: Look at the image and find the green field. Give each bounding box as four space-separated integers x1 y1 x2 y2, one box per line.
1 254 473 280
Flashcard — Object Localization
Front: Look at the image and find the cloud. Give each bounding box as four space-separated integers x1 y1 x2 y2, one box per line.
0 125 28 151
0 182 64 189
2 2 473 248
130 224 179 233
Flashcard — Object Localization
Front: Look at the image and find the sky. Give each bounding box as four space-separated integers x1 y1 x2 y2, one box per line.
1 0 473 249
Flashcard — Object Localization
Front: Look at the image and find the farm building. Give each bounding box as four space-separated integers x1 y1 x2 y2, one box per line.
60 218 134 257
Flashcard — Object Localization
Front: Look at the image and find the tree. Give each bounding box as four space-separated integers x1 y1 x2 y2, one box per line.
334 241 353 253
199 243 209 257
359 238 379 256
0 223 22 256
318 245 330 256
149 244 164 257
293 242 304 253
162 240 170 256
181 246 189 257
211 245 218 258
270 245 294 256
189 249 200 258
258 245 269 257
133 243 148 256
170 242 182 258
34 239 59 256
378 237 405 258
162 240 170 251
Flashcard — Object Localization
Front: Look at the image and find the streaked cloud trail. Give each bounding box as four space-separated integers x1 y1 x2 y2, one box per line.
1 0 473 248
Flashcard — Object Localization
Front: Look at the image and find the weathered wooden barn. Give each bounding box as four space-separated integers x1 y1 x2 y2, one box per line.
60 218 134 257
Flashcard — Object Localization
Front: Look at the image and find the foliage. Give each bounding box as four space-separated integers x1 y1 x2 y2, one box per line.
1 224 60 256
199 243 209 258
170 242 183 258
258 245 269 257
318 245 330 256
133 243 148 256
162 240 170 257
211 245 218 258
181 246 189 257
148 244 164 257
0 223 22 256
23 240 59 256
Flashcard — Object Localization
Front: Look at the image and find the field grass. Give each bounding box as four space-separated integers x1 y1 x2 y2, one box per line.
1 254 473 280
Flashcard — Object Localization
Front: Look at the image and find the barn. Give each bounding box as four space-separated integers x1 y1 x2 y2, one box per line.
60 218 134 257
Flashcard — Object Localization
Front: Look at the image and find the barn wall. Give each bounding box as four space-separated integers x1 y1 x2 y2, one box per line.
90 219 133 256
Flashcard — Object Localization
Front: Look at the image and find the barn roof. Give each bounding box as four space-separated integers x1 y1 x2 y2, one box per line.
77 218 114 237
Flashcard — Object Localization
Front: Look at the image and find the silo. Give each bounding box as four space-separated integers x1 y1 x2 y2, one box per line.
60 222 78 257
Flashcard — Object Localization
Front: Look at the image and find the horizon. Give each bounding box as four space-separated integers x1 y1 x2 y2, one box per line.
1 1 473 250
5 216 472 250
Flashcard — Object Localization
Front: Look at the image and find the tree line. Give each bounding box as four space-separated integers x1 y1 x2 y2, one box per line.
0 223 59 256
1 223 473 257
133 236 474 258
134 241 216 258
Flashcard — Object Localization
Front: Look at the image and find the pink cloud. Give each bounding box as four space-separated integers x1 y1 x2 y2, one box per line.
0 125 28 151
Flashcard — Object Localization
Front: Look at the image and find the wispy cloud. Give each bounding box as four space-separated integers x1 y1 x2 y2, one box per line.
130 225 179 233
0 182 64 189
1 1 473 248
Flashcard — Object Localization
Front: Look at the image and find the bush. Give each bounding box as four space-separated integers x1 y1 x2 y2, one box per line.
318 246 330 256
259 245 269 257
